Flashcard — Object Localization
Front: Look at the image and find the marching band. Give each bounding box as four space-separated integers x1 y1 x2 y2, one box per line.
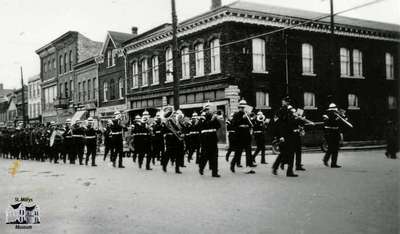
0 96 354 178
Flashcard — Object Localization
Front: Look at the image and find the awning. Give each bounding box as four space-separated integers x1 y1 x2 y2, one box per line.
71 110 86 124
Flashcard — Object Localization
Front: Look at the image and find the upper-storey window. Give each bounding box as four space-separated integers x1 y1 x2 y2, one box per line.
59 55 63 75
64 53 67 73
385 53 394 80
210 38 220 73
352 49 363 77
69 50 73 70
103 82 108 102
304 92 316 109
302 43 314 74
141 58 148 86
132 61 139 89
194 43 204 77
252 38 266 73
119 79 124 99
107 50 115 67
181 47 190 79
340 48 350 77
151 56 159 85
165 47 173 83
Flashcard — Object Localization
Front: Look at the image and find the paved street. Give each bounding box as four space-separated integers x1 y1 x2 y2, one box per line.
0 149 398 234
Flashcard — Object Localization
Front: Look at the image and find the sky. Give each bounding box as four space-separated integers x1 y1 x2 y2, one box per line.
0 0 398 89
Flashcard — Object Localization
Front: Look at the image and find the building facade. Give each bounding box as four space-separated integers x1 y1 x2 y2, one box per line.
27 74 42 123
122 1 399 140
74 57 98 118
96 30 136 121
36 31 102 123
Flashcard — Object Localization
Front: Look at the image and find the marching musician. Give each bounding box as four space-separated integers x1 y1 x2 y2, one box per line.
151 112 164 164
175 109 187 168
85 117 98 167
110 111 126 168
132 112 152 170
187 112 200 164
198 104 221 178
72 120 86 165
62 119 73 164
252 111 268 164
161 107 183 174
322 103 343 168
225 113 241 167
103 120 113 162
290 107 307 171
230 99 256 174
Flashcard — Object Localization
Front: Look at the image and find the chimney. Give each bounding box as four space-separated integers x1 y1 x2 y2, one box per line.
0 83 3 90
131 27 138 35
210 0 222 10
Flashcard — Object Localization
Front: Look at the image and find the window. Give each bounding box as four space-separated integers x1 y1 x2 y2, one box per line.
78 82 81 102
181 47 190 79
103 82 108 102
194 43 204 76
65 82 68 99
340 48 350 76
388 96 397 109
385 53 394 80
141 59 148 86
87 80 91 100
64 53 67 73
82 81 86 102
59 55 63 74
132 61 139 88
352 49 363 77
93 78 96 100
52 59 56 70
165 47 173 82
348 94 359 109
60 83 63 99
69 50 73 70
107 50 112 67
256 92 270 108
252 39 266 72
304 92 316 109
151 56 159 85
119 79 124 99
48 61 51 72
302 43 314 74
70 80 73 98
210 38 221 73
112 50 117 66
44 62 47 73
109 79 115 100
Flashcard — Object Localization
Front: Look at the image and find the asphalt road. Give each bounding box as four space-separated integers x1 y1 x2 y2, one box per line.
0 150 398 234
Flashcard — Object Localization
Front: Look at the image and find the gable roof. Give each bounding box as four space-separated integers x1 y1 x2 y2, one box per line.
99 31 136 55
227 1 399 33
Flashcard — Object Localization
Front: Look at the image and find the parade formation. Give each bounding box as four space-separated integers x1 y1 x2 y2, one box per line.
0 96 354 178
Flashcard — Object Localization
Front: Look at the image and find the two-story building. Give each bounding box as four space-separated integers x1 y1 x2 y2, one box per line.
35 31 102 123
121 0 398 140
96 30 137 121
27 74 42 123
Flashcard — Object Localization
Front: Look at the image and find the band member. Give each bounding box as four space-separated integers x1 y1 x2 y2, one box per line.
230 100 256 174
252 111 268 164
198 104 221 177
322 103 343 168
384 119 398 159
187 112 200 164
225 113 240 166
151 112 164 164
110 111 125 168
85 117 98 167
291 108 307 171
272 104 299 177
132 113 152 170
162 107 183 174
62 119 73 164
72 120 85 165
175 109 186 168
50 122 64 164
103 120 113 161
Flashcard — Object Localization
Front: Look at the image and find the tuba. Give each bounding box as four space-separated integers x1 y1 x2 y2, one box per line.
160 106 184 141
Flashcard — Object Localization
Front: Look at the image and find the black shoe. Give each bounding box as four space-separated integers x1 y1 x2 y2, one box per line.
230 165 235 173
249 164 257 168
175 171 182 174
92 164 97 167
181 165 187 168
331 165 342 168
162 167 167 172
272 168 278 175
296 167 306 171
225 156 229 162
118 165 125 168
212 174 221 178
286 173 298 177
261 161 267 164
199 169 204 175
323 160 329 167
245 170 256 174
79 163 83 165
146 167 152 170
280 164 284 170
54 161 59 164
237 165 243 168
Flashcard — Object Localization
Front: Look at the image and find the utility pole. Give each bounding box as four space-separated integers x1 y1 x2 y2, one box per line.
328 0 336 101
20 66 26 127
171 0 180 110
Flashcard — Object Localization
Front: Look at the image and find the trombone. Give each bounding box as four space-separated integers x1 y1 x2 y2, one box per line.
334 110 354 128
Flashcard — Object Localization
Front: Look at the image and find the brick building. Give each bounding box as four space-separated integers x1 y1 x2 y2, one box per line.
27 74 42 123
96 30 136 121
119 0 398 140
35 31 102 123
74 57 98 118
